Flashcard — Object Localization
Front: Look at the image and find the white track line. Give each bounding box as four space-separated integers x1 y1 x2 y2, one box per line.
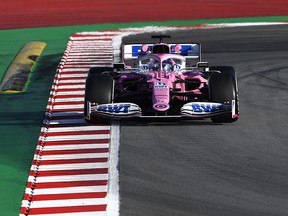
31 163 108 171
51 104 84 109
45 125 110 132
25 186 108 195
54 91 85 96
34 153 109 160
36 144 109 151
50 98 84 102
28 174 108 183
23 198 108 208
48 119 87 125
106 122 120 216
39 134 109 141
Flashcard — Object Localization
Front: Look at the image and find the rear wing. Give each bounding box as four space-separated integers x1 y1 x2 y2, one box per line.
123 43 201 61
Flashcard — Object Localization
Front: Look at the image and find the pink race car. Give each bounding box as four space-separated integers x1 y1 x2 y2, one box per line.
84 35 239 123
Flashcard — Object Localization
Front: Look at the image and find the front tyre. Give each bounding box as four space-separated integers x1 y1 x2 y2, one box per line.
84 74 114 123
209 66 239 123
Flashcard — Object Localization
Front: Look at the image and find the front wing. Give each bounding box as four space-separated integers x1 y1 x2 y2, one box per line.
85 101 237 121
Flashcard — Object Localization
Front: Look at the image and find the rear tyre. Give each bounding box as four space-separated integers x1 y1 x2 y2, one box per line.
209 66 239 123
84 73 114 123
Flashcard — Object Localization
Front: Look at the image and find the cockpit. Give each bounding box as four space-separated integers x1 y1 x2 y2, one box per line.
137 55 185 73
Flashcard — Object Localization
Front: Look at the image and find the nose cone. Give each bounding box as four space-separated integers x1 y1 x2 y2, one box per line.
152 79 170 112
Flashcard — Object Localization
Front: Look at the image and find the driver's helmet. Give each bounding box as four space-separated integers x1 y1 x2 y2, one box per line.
146 58 160 71
163 58 174 72
147 58 154 70
153 62 160 71
147 58 160 71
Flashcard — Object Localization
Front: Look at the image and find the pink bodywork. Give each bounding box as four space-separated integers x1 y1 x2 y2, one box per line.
146 54 207 112
149 71 207 112
116 53 208 112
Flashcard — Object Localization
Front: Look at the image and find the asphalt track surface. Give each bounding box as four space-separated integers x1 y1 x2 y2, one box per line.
119 25 288 216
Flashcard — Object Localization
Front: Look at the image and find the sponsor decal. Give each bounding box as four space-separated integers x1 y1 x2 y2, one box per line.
93 103 142 118
125 44 200 58
181 102 231 116
154 82 167 89
155 104 167 109
191 103 224 113
97 104 131 113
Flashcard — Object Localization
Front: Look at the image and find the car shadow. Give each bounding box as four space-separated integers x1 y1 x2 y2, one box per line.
115 119 222 126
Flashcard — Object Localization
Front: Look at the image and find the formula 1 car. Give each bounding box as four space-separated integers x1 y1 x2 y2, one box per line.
84 35 239 123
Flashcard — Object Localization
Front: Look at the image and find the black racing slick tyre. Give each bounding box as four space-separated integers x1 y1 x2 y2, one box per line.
208 66 239 123
84 73 114 123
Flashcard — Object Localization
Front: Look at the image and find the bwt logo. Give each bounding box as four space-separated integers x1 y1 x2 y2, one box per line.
192 103 224 112
97 104 131 113
154 82 167 88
